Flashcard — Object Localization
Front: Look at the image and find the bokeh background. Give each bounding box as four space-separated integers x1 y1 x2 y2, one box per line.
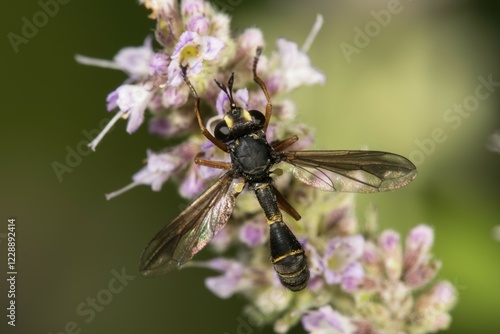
2 0 500 333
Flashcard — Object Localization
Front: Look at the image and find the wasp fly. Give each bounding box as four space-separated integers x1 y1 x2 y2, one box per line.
139 48 417 291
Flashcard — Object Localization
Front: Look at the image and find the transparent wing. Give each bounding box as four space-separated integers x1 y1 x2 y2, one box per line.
281 150 417 193
140 174 244 277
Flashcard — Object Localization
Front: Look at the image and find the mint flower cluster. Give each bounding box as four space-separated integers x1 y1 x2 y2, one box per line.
77 1 456 332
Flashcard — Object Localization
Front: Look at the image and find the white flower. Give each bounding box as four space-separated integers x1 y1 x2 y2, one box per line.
76 36 154 80
105 143 196 200
113 84 153 134
269 38 326 92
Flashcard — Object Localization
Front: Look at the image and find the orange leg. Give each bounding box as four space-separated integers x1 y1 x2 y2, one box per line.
181 66 228 153
272 185 301 221
194 152 232 170
253 48 273 133
272 135 300 152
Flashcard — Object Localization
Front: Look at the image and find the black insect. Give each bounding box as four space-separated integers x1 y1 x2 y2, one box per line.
139 48 417 291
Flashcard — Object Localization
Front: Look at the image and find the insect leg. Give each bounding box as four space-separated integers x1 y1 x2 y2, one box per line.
253 48 273 132
271 185 301 221
194 152 232 170
272 135 300 152
181 65 228 153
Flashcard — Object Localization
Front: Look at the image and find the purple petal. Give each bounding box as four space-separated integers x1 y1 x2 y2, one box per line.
340 262 364 292
404 224 434 272
379 230 400 252
179 166 205 198
199 163 222 179
323 235 365 286
264 74 282 94
324 238 341 258
126 105 146 134
173 31 197 57
162 85 189 109
113 84 151 133
234 88 249 107
302 311 324 331
341 235 365 261
148 109 194 138
216 91 229 115
379 230 402 281
147 149 182 172
203 258 237 272
239 219 267 247
248 89 268 111
106 89 119 111
236 28 264 54
430 281 456 307
406 225 434 253
132 166 169 192
324 235 364 263
302 305 354 333
324 268 341 285
181 0 204 16
115 84 149 112
113 36 154 77
203 259 245 299
188 58 203 73
130 148 186 192
148 117 172 137
149 52 170 77
205 276 239 299
167 60 184 87
307 276 325 292
186 15 209 34
200 140 215 150
215 88 248 114
273 38 326 91
202 36 224 60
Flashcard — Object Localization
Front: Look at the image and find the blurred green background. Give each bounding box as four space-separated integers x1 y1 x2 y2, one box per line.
2 0 500 333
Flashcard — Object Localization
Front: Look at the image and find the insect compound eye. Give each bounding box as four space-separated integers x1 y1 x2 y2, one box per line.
249 110 266 127
214 121 231 141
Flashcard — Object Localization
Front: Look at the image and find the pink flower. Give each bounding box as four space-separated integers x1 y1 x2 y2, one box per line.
302 305 355 334
323 235 365 291
167 31 224 86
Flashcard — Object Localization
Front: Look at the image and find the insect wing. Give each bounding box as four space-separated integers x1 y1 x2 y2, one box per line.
282 150 417 193
140 174 244 277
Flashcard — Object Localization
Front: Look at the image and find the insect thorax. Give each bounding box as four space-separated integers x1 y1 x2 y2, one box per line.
229 131 274 181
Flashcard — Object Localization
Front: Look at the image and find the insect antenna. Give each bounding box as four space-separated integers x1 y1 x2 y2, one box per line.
214 73 236 108
180 65 199 99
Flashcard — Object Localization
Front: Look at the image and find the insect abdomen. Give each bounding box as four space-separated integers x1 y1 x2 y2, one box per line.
253 182 310 291
269 221 309 291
